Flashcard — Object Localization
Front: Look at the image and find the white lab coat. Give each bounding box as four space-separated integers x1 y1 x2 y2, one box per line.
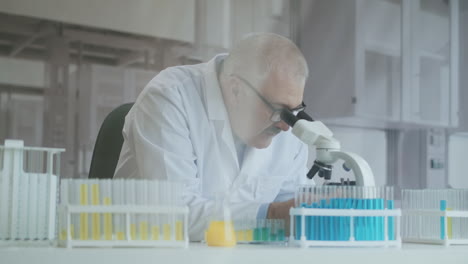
114 54 308 241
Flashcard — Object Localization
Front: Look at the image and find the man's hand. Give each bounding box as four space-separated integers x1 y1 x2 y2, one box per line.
266 199 295 235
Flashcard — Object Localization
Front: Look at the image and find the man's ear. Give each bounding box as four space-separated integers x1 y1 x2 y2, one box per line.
228 77 242 101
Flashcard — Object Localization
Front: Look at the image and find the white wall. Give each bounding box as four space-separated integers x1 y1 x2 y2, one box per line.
448 133 468 188
308 125 387 186
458 0 468 131
0 0 195 43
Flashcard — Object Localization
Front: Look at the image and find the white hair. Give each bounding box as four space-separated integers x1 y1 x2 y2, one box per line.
222 33 308 88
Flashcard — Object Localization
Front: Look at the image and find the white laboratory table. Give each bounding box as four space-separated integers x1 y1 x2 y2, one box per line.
2 243 468 264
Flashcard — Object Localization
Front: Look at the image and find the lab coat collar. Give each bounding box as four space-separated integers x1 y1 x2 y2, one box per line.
203 54 240 171
204 53 229 121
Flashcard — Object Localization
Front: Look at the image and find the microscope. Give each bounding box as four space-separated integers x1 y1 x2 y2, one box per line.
281 110 375 187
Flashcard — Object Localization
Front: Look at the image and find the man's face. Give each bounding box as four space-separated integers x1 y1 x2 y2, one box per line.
229 73 305 148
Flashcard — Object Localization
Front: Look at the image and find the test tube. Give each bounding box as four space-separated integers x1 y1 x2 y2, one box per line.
91 180 101 240
160 181 171 241
174 182 184 241
149 180 160 240
59 179 69 241
69 179 78 240
245 219 254 242
79 180 89 240
277 219 285 241
136 180 148 240
125 180 137 240
113 179 125 240
386 186 394 240
102 179 113 240
234 220 244 242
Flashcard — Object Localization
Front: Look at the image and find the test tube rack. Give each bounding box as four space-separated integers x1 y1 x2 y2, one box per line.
289 186 402 248
0 139 65 246
58 179 189 248
402 189 468 246
58 204 189 248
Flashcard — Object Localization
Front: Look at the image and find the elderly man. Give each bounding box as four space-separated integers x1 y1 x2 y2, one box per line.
114 33 309 241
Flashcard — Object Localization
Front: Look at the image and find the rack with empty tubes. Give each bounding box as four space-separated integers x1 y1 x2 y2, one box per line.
0 140 64 246
402 189 468 246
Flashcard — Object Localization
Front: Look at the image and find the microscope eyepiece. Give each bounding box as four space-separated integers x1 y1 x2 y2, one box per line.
280 109 299 126
297 111 314 122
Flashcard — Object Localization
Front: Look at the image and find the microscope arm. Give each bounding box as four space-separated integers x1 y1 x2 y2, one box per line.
326 150 375 186
281 110 375 186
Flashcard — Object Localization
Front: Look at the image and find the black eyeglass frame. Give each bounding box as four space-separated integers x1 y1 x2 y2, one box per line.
232 74 306 122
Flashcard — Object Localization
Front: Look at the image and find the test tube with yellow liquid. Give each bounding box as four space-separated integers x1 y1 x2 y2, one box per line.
102 179 113 240
174 182 185 241
113 179 125 240
126 180 137 240
79 182 89 240
136 180 149 240
91 181 101 240
149 181 160 240
59 179 71 241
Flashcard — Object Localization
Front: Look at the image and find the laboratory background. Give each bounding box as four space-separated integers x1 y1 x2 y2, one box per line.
0 0 468 263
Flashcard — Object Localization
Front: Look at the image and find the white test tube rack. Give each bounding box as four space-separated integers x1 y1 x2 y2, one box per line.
0 139 65 246
402 209 468 246
58 204 189 248
289 207 402 248
401 189 468 246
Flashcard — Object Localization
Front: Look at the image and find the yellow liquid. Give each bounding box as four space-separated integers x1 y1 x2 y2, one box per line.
117 232 125 240
163 224 171 240
60 224 74 240
130 224 137 240
92 214 100 240
103 197 113 240
140 222 148 240
448 208 453 239
236 230 246 242
80 184 89 240
176 221 183 241
60 230 67 241
70 224 75 239
91 184 101 240
151 226 160 240
205 221 236 247
245 229 253 241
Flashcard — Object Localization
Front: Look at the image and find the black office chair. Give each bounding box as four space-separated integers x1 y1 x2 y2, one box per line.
88 103 134 179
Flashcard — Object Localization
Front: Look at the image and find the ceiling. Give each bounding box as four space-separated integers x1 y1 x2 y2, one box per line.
0 12 193 69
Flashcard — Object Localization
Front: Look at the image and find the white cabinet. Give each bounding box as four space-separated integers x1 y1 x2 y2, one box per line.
300 0 459 128
230 0 291 44
454 0 467 132
402 0 459 127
